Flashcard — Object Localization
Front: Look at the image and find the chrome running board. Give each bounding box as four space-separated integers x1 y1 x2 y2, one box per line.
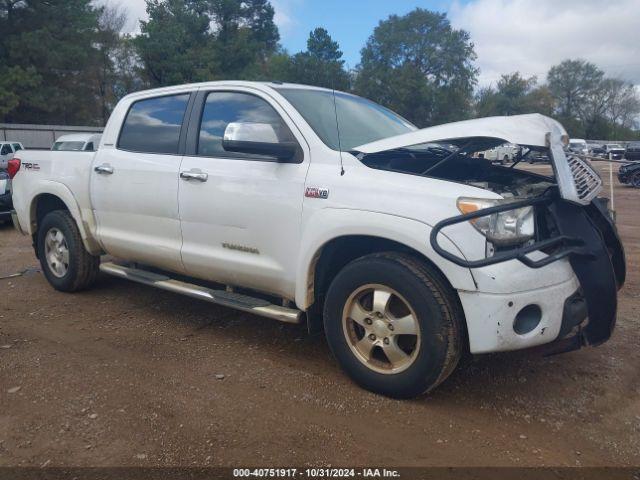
99 262 302 324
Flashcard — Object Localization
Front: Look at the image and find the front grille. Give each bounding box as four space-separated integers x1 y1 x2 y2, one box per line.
567 155 602 203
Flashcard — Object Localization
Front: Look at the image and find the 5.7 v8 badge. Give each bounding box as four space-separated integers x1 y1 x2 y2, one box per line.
305 186 329 199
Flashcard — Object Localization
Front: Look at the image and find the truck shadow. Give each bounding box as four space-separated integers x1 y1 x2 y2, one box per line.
91 272 606 406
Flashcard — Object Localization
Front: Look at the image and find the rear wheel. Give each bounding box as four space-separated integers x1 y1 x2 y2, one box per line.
37 210 99 292
323 252 463 398
631 173 640 188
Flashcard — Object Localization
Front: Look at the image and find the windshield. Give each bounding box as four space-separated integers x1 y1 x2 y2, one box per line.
52 141 86 151
276 88 415 151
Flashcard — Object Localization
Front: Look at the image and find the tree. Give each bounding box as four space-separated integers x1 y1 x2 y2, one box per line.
547 59 604 121
91 5 131 124
0 0 104 124
354 9 477 127
272 28 350 89
474 73 554 118
136 0 280 85
546 59 640 139
307 27 342 62
603 79 640 138
135 0 214 87
206 0 279 78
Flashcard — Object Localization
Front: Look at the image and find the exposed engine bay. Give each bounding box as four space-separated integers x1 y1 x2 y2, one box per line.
356 144 555 199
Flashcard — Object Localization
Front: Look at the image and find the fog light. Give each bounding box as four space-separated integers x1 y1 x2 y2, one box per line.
513 304 542 335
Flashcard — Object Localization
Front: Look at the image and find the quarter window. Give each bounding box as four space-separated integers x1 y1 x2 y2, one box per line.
197 91 295 159
118 94 190 154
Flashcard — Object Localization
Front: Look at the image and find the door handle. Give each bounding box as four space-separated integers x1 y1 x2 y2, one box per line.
94 164 114 175
180 171 208 182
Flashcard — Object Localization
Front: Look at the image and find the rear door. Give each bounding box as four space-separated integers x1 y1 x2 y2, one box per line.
177 87 309 299
90 91 194 273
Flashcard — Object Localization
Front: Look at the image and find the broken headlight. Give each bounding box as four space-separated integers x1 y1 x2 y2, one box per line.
457 197 535 247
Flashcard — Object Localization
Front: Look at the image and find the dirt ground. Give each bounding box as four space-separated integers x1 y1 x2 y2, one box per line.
0 163 639 468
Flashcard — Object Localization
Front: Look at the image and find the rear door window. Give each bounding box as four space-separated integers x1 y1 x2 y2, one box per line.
1 144 11 155
118 94 190 154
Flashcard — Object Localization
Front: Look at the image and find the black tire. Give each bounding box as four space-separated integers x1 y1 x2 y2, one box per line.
323 252 463 398
37 210 99 292
631 173 640 188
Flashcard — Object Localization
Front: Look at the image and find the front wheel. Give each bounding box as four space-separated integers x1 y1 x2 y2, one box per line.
323 252 463 398
631 173 640 188
37 210 99 292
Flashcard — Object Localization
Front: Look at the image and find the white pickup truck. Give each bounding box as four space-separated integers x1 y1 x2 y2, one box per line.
10 81 626 398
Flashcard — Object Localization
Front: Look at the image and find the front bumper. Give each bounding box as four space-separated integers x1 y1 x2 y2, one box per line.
432 194 625 354
459 276 582 353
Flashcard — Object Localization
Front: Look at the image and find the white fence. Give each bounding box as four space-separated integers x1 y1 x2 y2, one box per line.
0 123 104 149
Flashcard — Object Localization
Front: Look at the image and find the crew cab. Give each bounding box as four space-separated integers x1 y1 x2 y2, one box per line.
9 81 626 398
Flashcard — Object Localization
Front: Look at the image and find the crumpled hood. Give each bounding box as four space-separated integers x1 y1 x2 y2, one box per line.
353 113 568 154
352 113 604 206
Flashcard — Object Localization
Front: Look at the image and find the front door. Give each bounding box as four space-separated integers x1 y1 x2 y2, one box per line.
90 92 193 273
178 88 309 299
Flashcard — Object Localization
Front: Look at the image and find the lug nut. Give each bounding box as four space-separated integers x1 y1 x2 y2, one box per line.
376 312 384 318
388 324 394 331
383 338 390 345
365 318 373 325
369 334 376 341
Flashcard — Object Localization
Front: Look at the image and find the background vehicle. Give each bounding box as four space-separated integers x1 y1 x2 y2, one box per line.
0 141 24 169
525 149 549 163
603 143 625 160
624 142 640 161
0 170 12 223
618 162 640 187
10 81 625 398
589 144 606 158
568 139 589 156
480 143 520 164
51 133 102 152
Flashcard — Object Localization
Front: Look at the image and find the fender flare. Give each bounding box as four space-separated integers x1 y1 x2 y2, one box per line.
26 181 102 255
294 208 477 310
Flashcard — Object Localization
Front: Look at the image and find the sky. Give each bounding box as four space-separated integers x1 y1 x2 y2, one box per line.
107 0 640 87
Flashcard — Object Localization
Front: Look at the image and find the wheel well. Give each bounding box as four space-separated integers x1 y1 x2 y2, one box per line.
33 194 69 227
308 235 468 350
31 194 69 255
312 235 454 304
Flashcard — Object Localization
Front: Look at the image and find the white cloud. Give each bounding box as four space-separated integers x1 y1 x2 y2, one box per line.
449 0 640 87
271 0 300 35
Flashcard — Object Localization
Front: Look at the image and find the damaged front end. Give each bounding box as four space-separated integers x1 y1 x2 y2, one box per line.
352 114 626 352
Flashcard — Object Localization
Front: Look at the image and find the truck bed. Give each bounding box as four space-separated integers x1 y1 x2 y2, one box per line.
11 149 97 235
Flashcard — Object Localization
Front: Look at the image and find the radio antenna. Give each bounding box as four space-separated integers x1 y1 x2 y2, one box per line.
331 85 346 176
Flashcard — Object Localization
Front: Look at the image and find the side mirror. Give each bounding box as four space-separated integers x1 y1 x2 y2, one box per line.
222 122 297 162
